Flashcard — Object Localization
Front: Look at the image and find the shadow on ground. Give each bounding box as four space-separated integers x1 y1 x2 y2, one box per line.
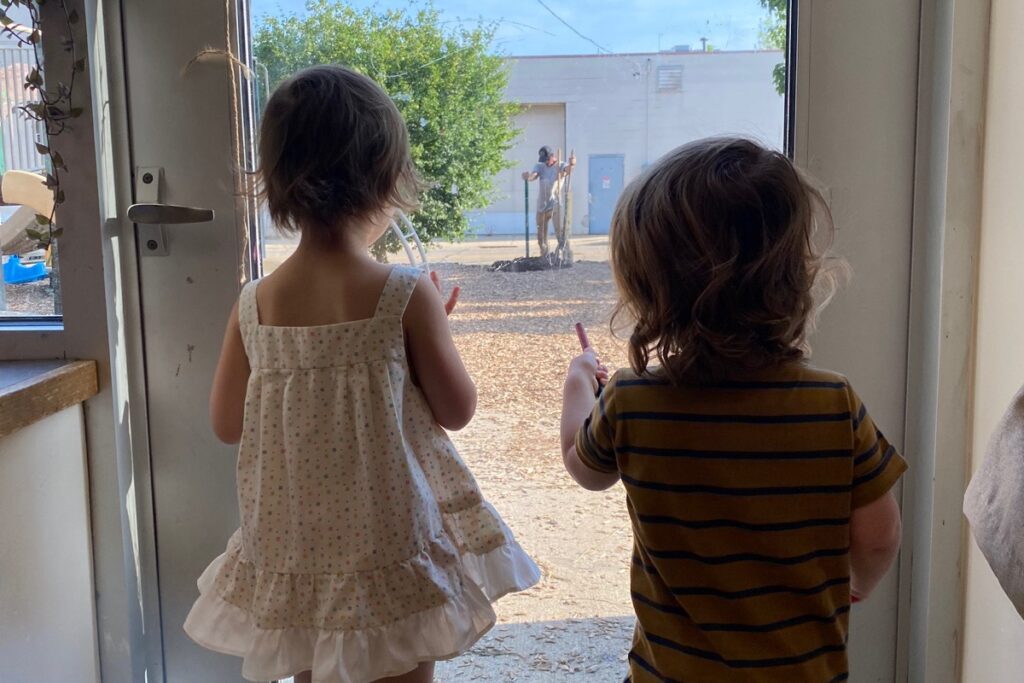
436 616 633 682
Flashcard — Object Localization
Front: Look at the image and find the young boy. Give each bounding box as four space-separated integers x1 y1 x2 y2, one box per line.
560 138 906 682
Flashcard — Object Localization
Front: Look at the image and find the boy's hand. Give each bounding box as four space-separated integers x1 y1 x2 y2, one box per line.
561 348 619 491
430 270 460 316
568 348 609 394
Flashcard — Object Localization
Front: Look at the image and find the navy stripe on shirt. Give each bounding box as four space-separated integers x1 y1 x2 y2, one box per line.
646 631 846 669
617 411 852 424
633 592 851 632
628 651 670 681
852 404 867 430
635 513 849 532
853 445 896 487
643 545 849 566
579 416 616 464
620 445 851 460
853 440 880 466
632 556 850 599
620 473 852 496
615 378 847 390
699 606 852 634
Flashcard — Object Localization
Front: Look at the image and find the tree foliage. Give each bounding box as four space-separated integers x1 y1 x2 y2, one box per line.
253 1 518 253
758 0 787 96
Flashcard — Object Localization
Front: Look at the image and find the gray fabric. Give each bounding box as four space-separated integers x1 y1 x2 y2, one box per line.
535 205 563 254
964 383 1024 618
533 161 566 212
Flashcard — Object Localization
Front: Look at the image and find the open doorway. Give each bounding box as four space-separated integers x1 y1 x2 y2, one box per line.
249 1 789 678
111 0 925 677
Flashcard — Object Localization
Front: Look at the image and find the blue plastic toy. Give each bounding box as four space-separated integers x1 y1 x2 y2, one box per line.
2 254 47 285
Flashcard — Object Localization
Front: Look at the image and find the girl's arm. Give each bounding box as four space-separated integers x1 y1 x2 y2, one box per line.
405 274 477 430
209 302 251 444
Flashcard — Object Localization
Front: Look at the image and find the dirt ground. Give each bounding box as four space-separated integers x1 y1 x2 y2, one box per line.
7 244 637 681
432 260 635 682
0 279 56 316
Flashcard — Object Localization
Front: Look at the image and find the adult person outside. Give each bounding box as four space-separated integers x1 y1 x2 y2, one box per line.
522 146 576 258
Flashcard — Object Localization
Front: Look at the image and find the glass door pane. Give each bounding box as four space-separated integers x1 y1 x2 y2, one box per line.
246 2 793 680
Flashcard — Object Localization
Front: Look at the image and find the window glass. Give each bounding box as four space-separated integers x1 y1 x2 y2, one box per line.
0 5 61 323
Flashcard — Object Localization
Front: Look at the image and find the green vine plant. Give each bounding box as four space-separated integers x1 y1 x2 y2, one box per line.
0 0 84 248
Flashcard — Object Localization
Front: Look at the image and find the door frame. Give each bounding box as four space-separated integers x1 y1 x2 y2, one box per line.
899 2 991 682
25 0 986 681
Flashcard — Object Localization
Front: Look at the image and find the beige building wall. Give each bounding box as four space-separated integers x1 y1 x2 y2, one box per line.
472 50 784 235
961 0 1024 678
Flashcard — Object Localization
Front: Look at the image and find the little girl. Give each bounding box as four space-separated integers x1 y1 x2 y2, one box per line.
184 65 539 683
560 138 907 682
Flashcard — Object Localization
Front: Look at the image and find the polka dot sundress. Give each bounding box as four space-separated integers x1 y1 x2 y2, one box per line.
184 265 540 683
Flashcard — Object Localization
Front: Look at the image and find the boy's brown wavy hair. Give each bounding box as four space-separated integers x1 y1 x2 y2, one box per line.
610 137 841 385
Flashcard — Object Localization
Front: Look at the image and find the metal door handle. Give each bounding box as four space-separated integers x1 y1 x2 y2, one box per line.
127 203 215 224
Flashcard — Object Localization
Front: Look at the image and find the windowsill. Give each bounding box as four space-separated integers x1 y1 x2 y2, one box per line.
0 320 64 333
0 360 98 440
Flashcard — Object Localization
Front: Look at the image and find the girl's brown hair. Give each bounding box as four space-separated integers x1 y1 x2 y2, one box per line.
257 65 423 242
610 137 840 384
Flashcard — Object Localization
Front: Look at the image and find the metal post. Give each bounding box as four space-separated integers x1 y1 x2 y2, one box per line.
524 178 530 259
562 148 574 265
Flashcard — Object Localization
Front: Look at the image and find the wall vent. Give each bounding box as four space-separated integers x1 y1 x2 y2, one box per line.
656 65 683 92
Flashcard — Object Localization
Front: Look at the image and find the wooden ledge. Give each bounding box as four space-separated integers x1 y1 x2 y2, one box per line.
0 360 98 440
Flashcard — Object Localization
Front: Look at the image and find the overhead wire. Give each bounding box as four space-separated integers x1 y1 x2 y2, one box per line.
533 0 613 54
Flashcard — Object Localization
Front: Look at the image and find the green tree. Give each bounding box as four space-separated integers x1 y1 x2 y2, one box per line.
253 1 518 253
758 0 787 96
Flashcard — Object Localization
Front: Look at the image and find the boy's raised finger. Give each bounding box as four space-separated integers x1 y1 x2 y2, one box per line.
445 286 461 315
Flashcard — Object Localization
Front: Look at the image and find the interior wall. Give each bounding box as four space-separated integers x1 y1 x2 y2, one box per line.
960 0 1024 677
0 406 99 682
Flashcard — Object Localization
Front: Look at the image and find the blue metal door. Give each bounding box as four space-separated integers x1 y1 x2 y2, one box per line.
588 154 624 234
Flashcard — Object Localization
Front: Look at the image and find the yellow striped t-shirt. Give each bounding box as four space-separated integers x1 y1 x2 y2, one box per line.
575 364 908 682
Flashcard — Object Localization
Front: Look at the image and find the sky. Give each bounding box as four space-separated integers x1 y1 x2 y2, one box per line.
249 0 774 57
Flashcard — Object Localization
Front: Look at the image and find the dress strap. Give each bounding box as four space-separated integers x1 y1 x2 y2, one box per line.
237 280 260 353
374 265 422 318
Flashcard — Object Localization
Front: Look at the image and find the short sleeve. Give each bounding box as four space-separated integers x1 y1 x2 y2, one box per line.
574 375 620 474
533 162 545 174
849 386 908 508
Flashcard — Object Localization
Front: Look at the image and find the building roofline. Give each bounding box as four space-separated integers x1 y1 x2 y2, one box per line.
506 49 783 60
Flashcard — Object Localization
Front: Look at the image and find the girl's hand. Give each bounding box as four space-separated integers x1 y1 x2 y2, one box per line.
430 270 460 316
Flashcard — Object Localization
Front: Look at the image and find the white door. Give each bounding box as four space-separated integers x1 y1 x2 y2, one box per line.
120 2 257 681
120 1 920 681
